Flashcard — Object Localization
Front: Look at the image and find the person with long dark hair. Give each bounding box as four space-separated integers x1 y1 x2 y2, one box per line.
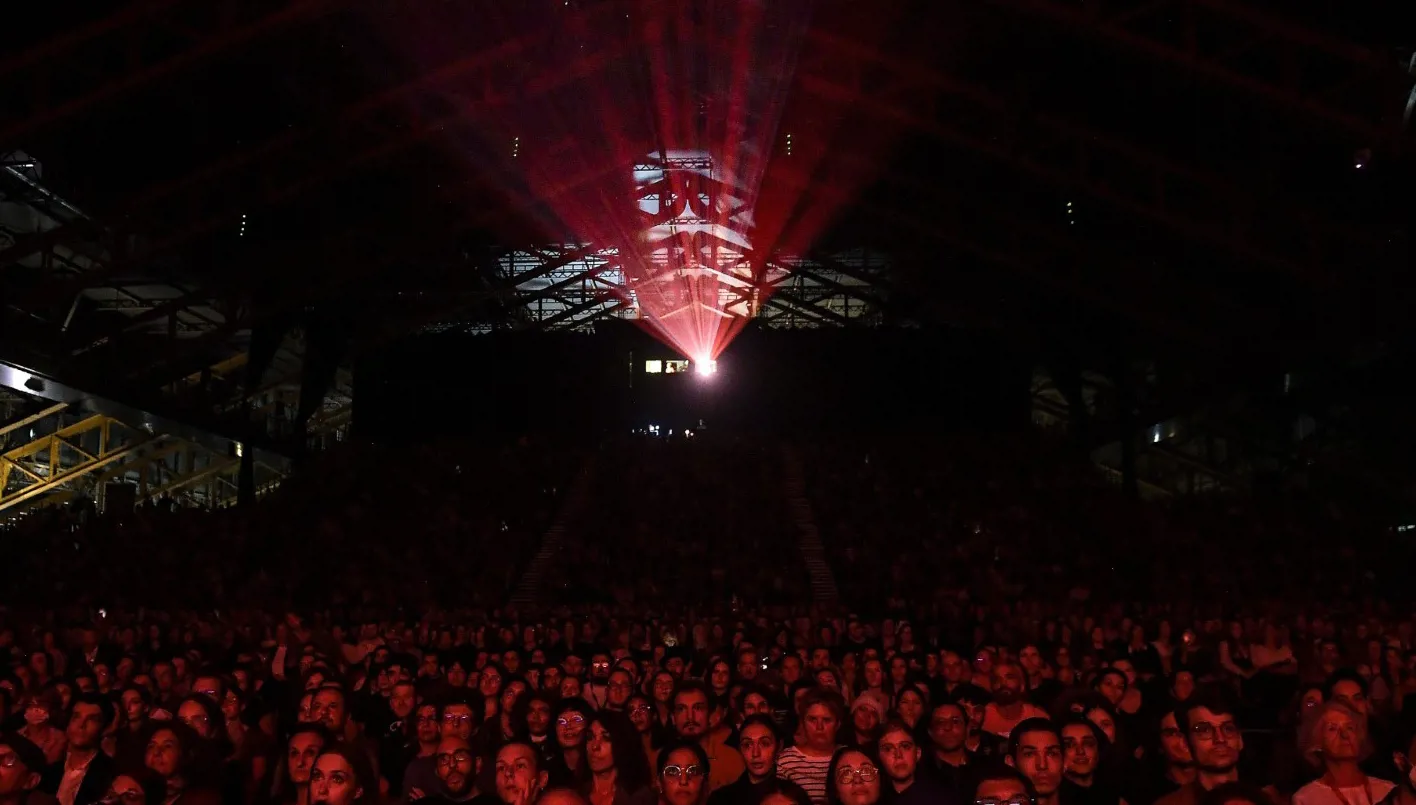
582 711 654 805
309 744 380 805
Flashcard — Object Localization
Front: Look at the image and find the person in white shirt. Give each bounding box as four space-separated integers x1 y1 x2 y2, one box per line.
1293 702 1396 805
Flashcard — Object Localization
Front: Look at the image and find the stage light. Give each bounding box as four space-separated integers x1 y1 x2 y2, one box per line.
694 358 717 376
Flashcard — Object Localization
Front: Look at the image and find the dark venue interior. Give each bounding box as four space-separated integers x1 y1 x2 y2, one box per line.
358 324 1029 438
1 3 1415 805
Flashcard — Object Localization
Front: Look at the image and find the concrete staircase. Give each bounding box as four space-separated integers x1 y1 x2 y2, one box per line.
781 447 839 605
508 457 597 608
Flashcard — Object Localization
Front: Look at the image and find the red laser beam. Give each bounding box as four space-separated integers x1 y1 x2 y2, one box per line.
372 0 921 360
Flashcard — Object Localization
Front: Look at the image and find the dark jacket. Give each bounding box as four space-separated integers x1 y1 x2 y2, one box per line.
893 775 961 805
707 774 774 805
40 750 115 805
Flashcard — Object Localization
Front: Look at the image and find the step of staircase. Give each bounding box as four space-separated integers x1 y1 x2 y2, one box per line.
508 458 596 608
781 446 839 605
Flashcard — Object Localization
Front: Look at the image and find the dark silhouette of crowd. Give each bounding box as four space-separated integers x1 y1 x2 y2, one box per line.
0 432 1413 805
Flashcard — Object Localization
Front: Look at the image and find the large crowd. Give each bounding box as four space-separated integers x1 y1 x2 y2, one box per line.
0 433 1413 805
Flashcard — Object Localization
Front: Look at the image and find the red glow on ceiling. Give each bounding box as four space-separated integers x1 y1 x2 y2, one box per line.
386 0 917 359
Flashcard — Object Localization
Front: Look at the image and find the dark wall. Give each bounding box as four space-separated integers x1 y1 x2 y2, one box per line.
355 321 1030 444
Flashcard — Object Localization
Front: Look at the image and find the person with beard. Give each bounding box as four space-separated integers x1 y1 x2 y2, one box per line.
1155 694 1274 805
983 664 1048 745
584 655 615 712
670 684 742 794
416 736 499 805
876 718 955 805
708 716 781 805
1292 703 1395 805
1374 727 1416 805
1058 717 1122 805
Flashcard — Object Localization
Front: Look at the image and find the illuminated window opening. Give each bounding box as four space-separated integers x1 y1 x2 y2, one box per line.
645 360 663 374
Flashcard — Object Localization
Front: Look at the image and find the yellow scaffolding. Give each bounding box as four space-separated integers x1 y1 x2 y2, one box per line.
0 414 157 513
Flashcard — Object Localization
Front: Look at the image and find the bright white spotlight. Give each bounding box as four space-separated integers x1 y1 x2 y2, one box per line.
694 358 717 376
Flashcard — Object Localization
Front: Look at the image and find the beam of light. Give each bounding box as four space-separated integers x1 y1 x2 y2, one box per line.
366 0 926 358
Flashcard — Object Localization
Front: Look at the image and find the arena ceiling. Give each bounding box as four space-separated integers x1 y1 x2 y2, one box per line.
0 0 1413 424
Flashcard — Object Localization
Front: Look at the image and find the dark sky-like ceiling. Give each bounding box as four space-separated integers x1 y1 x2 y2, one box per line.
1 0 1412 374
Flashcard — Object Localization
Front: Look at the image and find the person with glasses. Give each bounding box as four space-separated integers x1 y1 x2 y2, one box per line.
605 672 637 715
439 696 484 744
1292 702 1395 805
550 698 594 789
0 732 54 805
1156 694 1271 805
657 741 711 805
624 695 662 780
826 747 881 805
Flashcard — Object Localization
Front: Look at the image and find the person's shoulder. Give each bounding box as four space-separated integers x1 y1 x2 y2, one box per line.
1290 780 1323 805
1369 779 1398 799
1154 784 1197 805
1375 782 1402 805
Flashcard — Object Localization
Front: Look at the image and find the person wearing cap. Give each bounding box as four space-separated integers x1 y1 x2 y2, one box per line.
847 694 887 759
0 733 59 805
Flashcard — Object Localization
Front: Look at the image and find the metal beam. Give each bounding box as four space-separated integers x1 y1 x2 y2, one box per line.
0 402 68 441
0 357 289 461
0 414 156 513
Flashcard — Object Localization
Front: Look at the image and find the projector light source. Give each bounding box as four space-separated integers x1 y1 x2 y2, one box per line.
694 359 717 376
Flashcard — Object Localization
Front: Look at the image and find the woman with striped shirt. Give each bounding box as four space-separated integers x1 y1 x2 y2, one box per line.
777 689 847 804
